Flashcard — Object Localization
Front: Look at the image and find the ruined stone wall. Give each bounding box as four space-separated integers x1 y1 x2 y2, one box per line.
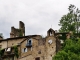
19 21 25 36
10 27 20 38
10 21 25 38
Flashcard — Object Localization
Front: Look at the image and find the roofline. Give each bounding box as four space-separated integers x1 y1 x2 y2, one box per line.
55 32 69 35
0 35 41 41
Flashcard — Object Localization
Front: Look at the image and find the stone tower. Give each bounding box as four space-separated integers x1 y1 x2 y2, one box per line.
45 28 56 60
10 21 25 38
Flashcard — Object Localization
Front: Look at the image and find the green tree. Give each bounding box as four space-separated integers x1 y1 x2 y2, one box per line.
53 38 80 60
53 5 80 59
59 4 80 34
0 33 3 38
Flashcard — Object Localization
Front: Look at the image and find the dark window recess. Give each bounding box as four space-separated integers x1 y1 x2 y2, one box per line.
35 57 40 60
51 55 52 57
12 43 14 45
50 31 52 34
24 48 27 52
38 50 41 54
26 40 32 47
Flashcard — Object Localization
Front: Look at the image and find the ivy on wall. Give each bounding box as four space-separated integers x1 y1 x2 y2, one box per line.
14 46 19 58
19 29 23 37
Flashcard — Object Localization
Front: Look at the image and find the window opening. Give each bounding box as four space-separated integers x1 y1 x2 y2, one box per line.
35 57 40 60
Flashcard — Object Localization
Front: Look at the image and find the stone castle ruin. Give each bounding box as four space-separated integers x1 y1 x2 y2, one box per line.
0 21 71 60
10 21 25 38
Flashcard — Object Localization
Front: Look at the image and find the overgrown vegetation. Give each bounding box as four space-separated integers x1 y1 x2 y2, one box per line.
0 46 19 59
14 45 19 58
53 4 80 60
58 33 66 41
19 29 23 37
59 4 80 36
0 49 4 57
53 38 80 60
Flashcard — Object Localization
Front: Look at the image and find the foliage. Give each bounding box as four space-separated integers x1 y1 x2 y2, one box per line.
0 33 3 38
58 33 66 41
59 4 80 34
53 38 80 60
19 29 23 37
14 45 19 58
0 49 4 57
53 4 80 60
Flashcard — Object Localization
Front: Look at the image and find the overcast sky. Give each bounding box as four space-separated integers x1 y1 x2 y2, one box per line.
0 0 80 38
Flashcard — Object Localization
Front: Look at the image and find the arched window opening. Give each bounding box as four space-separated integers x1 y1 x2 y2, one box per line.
26 39 32 47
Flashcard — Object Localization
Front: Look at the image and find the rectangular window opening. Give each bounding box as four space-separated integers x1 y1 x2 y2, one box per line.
35 57 40 60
